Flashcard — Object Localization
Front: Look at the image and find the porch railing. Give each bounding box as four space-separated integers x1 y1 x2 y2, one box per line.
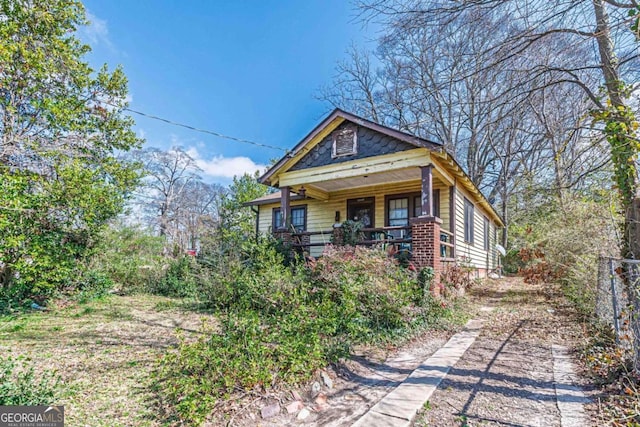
289 226 412 251
440 229 455 261
289 230 334 248
288 226 456 264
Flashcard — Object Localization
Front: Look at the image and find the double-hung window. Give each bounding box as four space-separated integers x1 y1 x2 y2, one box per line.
273 206 307 232
388 198 409 227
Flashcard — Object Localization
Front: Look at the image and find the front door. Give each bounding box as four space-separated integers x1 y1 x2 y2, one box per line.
347 197 375 228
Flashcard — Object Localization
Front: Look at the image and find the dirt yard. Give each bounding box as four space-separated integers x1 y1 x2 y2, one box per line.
0 294 214 426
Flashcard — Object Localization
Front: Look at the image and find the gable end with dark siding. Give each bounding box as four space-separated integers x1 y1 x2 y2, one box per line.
288 121 420 171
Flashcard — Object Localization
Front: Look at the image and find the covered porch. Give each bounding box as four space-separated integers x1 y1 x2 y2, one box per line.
273 150 457 271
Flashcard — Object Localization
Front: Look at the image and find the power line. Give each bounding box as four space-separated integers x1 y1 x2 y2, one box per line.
99 100 289 152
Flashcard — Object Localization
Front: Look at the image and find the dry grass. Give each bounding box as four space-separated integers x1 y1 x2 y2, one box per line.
0 294 216 426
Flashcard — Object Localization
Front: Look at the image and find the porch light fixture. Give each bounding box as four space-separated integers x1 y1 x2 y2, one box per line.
298 186 306 198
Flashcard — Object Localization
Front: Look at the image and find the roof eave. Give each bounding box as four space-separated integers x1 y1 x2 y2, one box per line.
433 148 505 227
243 194 306 207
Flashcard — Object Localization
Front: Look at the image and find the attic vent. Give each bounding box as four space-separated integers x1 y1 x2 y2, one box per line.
332 125 358 158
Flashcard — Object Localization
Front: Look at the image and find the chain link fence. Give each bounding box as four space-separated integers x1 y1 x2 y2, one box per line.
596 257 640 371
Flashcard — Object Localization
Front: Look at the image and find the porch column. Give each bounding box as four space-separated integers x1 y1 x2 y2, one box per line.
412 164 442 290
411 217 442 267
420 165 433 217
280 186 291 230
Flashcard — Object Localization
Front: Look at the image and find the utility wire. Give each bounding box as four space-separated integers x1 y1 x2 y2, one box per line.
99 100 289 152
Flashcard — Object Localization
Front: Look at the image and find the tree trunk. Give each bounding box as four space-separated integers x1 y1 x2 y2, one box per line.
592 0 640 261
501 196 508 248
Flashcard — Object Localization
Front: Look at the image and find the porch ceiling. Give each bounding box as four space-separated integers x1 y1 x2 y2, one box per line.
312 167 419 192
304 166 449 194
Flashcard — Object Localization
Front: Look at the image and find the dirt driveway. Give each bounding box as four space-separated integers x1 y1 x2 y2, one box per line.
414 277 594 426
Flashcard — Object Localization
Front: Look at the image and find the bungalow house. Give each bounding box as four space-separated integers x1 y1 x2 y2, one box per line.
246 109 504 277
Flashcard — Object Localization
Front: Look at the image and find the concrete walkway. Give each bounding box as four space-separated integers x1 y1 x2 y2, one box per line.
351 319 484 427
552 345 590 427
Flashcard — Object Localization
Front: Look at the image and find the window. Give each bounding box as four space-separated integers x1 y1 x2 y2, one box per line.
464 198 474 244
413 196 422 218
272 206 307 232
387 192 440 226
483 216 490 251
332 124 358 157
412 189 439 218
389 198 409 226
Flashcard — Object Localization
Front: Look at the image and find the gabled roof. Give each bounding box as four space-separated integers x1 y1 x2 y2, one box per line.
255 108 504 227
259 108 441 186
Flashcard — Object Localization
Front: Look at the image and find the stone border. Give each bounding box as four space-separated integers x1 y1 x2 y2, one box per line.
352 319 483 427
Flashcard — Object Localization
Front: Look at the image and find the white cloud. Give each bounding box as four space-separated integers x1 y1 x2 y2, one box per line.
80 12 114 51
186 147 267 179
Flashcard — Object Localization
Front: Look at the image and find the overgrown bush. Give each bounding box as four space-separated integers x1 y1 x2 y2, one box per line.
509 195 620 317
156 309 339 424
148 256 199 298
582 325 640 425
0 356 61 405
155 241 451 425
0 283 34 314
440 261 476 297
307 245 421 337
518 248 562 285
87 226 166 293
73 270 114 303
198 238 302 313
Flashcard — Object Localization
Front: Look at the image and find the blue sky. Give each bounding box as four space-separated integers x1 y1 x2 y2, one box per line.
79 1 377 184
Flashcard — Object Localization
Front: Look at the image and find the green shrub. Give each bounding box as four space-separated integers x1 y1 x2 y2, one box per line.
88 226 166 293
0 356 61 405
74 270 114 303
150 256 198 298
307 245 421 338
156 308 342 424
199 238 303 313
503 248 524 275
0 283 33 315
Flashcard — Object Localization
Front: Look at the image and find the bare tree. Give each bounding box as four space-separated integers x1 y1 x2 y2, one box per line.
133 147 201 240
320 7 568 244
177 180 226 252
355 0 640 258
